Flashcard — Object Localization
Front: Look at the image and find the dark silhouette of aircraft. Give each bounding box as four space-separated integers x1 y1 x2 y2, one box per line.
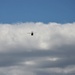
31 32 34 36
28 31 34 36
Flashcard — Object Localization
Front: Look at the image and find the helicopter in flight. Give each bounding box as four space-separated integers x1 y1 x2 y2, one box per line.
28 31 34 36
30 31 34 36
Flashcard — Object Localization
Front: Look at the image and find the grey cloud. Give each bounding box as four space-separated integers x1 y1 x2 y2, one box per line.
0 22 75 75
36 71 75 75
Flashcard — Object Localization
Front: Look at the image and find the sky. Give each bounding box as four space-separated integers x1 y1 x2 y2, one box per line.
0 0 75 23
0 0 75 75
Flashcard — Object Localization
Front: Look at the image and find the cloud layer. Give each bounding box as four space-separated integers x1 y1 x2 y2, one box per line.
0 22 75 75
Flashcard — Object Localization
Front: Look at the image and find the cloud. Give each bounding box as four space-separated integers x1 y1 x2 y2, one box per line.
0 22 75 75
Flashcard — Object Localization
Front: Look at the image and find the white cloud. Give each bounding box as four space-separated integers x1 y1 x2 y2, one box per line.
0 22 75 75
0 22 75 51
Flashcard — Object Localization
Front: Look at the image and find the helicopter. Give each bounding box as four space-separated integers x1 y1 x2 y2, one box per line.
31 32 34 36
28 31 34 36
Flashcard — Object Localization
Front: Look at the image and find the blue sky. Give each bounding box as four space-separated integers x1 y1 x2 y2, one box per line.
0 0 75 23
